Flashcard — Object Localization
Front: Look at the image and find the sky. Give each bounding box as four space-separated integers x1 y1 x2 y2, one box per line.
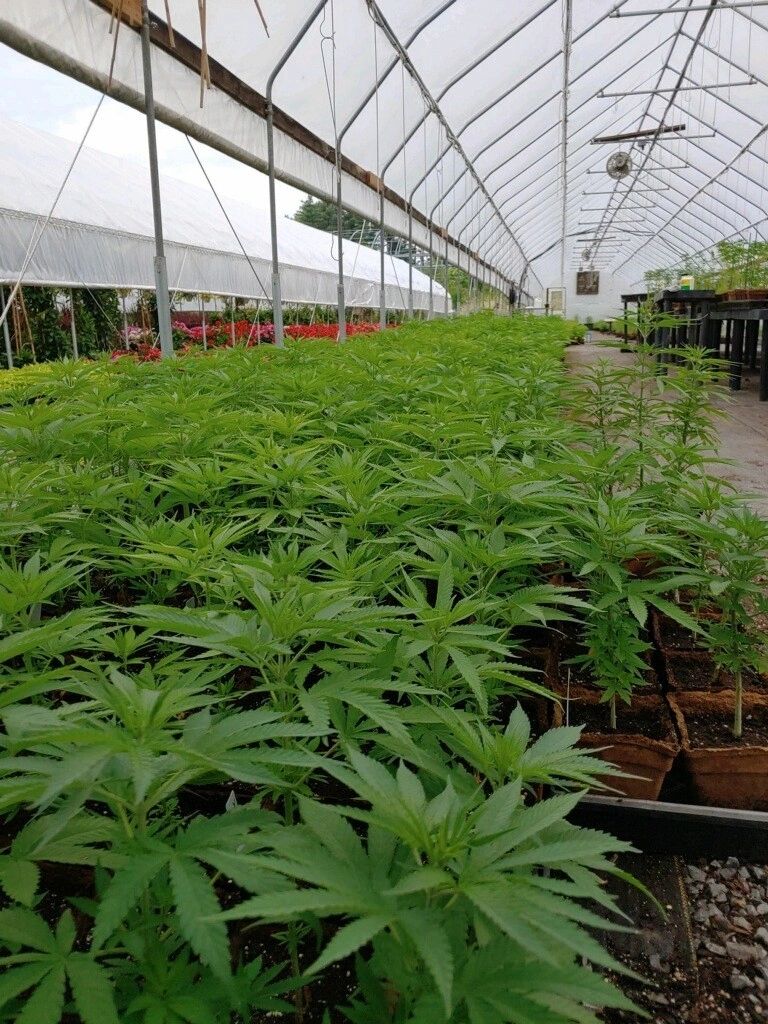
0 43 306 220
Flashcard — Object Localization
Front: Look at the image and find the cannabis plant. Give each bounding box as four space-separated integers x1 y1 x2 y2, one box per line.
701 507 768 737
560 493 698 728
0 315 659 1023
219 746 642 1024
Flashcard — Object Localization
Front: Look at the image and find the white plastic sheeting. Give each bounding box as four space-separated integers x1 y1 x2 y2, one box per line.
0 117 446 310
2 1 767 303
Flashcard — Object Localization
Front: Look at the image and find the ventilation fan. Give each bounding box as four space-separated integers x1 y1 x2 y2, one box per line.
606 150 633 179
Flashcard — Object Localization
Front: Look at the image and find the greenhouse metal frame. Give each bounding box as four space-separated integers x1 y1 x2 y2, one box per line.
0 0 766 347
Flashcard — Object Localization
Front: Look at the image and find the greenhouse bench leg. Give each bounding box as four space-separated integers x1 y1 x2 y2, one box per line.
729 320 745 390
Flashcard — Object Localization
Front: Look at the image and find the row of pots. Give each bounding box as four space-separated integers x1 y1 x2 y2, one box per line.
536 612 768 810
552 686 768 810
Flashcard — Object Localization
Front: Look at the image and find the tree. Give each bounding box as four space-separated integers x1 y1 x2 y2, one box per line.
293 196 366 237
81 289 120 351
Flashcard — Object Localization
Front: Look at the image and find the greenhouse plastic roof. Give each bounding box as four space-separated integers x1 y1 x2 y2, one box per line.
0 116 446 310
2 0 767 296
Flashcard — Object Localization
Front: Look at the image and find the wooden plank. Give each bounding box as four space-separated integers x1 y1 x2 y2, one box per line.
597 854 698 1022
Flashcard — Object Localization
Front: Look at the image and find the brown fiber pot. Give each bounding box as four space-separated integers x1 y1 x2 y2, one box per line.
669 691 768 810
553 688 679 800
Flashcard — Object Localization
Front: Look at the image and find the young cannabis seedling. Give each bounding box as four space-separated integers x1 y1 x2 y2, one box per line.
702 507 768 738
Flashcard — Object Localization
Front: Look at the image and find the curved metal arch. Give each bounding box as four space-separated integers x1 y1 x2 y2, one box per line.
396 0 560 205
366 1 532 289
399 0 661 214
590 3 720 261
477 42 676 210
420 23 678 239
517 164 730 266
671 47 768 172
436 0 559 104
613 119 768 272
266 0 329 346
523 184 720 263
492 107 749 260
427 67 655 268
336 0 457 149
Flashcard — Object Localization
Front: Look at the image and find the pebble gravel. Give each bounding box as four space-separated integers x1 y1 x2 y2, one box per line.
686 858 768 1021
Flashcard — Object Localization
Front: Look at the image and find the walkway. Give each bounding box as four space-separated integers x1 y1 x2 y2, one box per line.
565 337 768 516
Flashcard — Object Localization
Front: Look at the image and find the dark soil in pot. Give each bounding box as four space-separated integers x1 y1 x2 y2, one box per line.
568 695 671 741
681 703 768 748
652 610 700 652
665 651 768 695
669 692 768 810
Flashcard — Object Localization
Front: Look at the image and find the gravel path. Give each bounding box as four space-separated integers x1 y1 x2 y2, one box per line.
686 858 768 1020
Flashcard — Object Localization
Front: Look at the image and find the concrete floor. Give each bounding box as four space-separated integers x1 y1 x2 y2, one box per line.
565 337 768 516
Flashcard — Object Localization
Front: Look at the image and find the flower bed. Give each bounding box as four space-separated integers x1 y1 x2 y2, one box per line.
109 320 388 360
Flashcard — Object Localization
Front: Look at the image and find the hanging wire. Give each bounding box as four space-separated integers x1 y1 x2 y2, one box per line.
727 6 736 101
319 0 339 263
185 136 270 299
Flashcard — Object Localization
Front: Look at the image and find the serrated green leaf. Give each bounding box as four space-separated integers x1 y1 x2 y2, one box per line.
0 908 56 953
0 859 39 906
400 910 454 1015
169 857 230 980
309 915 390 974
15 965 66 1024
66 956 120 1024
92 853 167 948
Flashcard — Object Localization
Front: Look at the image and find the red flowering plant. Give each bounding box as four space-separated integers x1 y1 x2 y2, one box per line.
111 320 394 359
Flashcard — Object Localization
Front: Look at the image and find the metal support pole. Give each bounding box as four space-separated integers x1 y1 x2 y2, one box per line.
200 296 207 350
69 289 79 359
336 172 346 342
444 234 450 315
730 320 745 391
379 192 386 331
121 292 129 349
140 0 173 359
1 286 13 369
230 297 236 346
266 105 284 348
428 223 434 319
407 207 414 318
265 1 327 348
558 0 572 317
746 319 759 370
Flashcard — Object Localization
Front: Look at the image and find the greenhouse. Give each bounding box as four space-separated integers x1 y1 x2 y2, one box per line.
0 2 768 1023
